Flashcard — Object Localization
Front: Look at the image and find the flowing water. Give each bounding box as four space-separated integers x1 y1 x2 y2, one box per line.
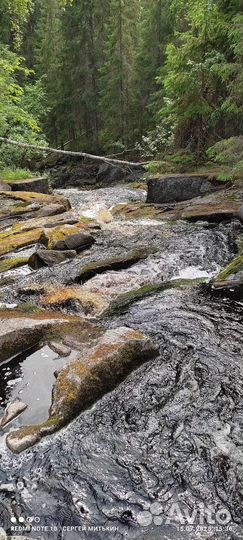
0 186 242 540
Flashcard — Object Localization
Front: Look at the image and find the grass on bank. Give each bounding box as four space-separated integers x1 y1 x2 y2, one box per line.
0 167 38 183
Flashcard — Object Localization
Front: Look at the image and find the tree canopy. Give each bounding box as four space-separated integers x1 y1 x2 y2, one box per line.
0 0 242 165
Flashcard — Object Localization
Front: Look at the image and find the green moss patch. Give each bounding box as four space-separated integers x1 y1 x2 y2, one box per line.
0 256 29 273
216 255 243 282
104 277 206 316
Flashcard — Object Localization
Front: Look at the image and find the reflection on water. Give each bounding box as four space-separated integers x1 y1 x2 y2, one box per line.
0 345 78 430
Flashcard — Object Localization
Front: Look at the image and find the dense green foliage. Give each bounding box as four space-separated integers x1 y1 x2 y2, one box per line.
0 44 46 166
0 0 242 164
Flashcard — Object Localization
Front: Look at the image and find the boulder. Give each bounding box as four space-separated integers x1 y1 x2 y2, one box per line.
43 224 95 251
40 287 108 315
50 327 158 420
64 231 95 250
28 249 77 269
8 176 51 194
147 174 220 204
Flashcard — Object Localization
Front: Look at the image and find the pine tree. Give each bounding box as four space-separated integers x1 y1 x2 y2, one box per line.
34 0 63 146
59 0 110 151
135 0 173 138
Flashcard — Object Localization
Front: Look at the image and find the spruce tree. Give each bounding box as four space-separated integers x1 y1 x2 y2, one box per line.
99 0 142 152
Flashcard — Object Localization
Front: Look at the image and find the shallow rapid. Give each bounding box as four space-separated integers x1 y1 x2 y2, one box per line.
0 185 242 540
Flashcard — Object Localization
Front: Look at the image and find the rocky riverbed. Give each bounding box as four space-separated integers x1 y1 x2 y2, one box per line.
0 173 242 540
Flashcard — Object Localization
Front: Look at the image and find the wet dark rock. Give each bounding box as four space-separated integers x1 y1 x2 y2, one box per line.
75 248 152 283
50 161 144 189
28 249 77 269
63 231 95 251
147 174 221 204
8 176 50 194
50 162 99 189
97 163 143 186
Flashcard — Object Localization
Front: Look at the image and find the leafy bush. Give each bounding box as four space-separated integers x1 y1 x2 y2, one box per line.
217 171 233 182
0 44 47 167
145 161 173 175
166 151 197 171
135 123 173 159
232 160 243 181
207 137 243 165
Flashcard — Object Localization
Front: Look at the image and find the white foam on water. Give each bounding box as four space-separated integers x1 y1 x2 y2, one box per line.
171 266 214 280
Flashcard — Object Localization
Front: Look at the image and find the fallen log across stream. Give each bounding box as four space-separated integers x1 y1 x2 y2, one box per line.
0 136 145 168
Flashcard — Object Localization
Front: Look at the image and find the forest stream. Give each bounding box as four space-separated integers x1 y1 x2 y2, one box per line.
0 181 242 540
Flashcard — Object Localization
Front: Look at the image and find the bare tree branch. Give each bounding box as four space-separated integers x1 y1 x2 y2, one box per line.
0 137 146 168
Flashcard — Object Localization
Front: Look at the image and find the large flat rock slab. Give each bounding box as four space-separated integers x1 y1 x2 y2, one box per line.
112 187 243 224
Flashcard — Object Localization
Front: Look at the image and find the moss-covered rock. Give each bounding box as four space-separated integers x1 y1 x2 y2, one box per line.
0 227 44 256
76 248 152 283
0 256 29 273
215 255 243 282
51 327 158 420
104 278 207 316
43 224 94 250
111 202 166 221
6 327 158 453
40 287 108 315
0 204 95 256
211 235 243 297
0 190 70 209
